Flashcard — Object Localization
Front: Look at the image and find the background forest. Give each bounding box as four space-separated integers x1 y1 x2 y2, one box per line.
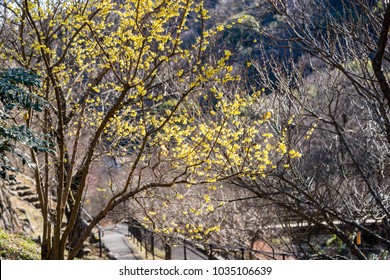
0 0 389 260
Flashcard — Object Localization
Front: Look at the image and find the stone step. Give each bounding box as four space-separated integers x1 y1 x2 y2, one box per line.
15 185 31 191
8 185 20 191
24 196 39 203
8 180 21 186
18 190 35 197
8 190 18 196
33 203 41 209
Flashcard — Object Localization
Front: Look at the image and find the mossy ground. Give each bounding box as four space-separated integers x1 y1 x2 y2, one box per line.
0 229 40 260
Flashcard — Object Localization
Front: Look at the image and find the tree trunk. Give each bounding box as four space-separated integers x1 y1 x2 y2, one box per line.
64 169 86 259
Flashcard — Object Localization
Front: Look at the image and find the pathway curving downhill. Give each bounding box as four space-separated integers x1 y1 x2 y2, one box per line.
102 224 142 260
101 223 209 260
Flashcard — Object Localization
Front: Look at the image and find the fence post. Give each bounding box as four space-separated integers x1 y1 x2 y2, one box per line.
209 244 213 260
164 243 171 260
144 234 148 259
184 240 187 260
151 233 155 260
98 229 102 258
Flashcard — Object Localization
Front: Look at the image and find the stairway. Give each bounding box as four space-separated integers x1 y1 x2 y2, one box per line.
7 178 40 209
1 175 41 234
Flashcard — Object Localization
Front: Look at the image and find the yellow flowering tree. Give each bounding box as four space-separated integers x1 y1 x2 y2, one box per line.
0 0 299 259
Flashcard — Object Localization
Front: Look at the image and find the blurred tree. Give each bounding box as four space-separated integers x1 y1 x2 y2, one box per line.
230 0 390 259
0 0 295 259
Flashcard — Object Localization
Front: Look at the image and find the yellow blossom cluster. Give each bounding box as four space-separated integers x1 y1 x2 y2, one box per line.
3 0 306 243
